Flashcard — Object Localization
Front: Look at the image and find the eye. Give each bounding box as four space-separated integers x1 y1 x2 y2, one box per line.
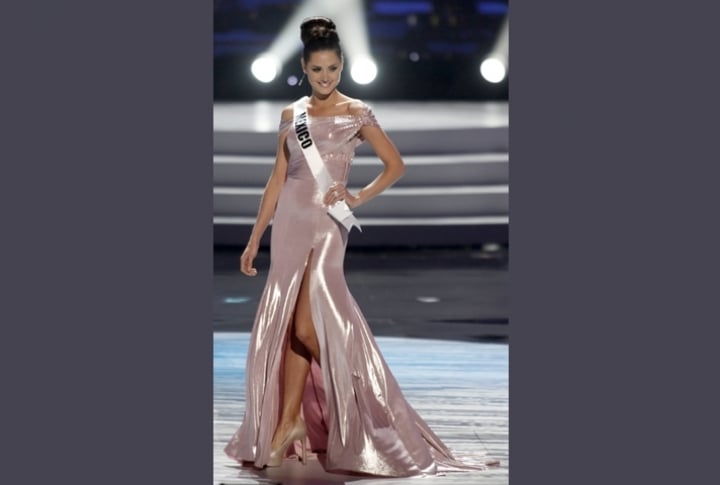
329 66 338 72
311 67 321 72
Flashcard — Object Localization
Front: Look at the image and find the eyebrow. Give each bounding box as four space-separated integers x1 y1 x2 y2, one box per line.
309 64 339 68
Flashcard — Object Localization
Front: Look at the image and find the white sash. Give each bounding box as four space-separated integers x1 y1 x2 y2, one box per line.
293 97 361 232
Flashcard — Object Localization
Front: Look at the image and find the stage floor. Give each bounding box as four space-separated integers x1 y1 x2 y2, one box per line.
214 333 509 485
214 247 509 342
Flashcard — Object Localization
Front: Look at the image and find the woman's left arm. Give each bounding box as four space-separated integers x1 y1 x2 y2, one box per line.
324 122 406 208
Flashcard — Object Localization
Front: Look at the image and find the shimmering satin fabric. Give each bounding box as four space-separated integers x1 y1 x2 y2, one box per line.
224 99 486 476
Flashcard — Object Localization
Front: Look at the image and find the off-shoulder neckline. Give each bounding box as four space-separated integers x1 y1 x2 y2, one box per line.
310 113 362 118
299 96 367 118
280 112 364 123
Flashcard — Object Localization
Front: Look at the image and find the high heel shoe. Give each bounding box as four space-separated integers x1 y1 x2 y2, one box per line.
267 419 307 467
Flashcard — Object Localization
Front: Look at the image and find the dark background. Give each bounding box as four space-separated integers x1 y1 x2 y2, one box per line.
214 0 509 100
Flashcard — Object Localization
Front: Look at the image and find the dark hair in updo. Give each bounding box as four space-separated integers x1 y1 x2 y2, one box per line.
300 16 343 63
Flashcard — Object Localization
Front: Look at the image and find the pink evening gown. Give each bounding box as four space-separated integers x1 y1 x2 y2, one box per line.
224 97 493 476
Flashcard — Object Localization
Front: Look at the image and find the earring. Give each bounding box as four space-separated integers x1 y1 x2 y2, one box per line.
298 72 306 86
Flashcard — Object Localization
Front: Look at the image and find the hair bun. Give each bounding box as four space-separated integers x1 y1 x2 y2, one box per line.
300 16 338 45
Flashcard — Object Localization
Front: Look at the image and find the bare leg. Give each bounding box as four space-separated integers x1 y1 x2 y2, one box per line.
270 258 321 451
292 260 321 363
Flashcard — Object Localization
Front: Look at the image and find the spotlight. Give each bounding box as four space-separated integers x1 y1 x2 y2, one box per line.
249 1 378 86
351 58 377 85
251 55 280 83
480 16 509 84
480 57 506 83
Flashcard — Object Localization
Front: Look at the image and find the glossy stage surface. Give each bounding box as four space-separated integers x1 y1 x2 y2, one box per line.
214 332 508 485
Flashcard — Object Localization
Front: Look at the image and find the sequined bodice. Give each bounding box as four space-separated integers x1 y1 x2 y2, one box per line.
279 104 379 183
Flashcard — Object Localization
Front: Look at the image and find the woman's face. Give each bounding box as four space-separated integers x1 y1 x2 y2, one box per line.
303 50 343 96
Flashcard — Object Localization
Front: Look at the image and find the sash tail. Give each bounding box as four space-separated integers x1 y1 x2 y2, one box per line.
328 201 362 232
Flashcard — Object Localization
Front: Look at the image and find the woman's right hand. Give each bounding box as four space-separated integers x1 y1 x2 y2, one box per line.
240 242 259 276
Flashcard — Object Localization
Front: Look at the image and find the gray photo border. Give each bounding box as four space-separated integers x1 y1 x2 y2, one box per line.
511 1 718 483
1 2 213 484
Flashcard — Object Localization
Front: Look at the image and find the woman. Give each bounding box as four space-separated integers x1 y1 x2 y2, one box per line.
224 16 495 477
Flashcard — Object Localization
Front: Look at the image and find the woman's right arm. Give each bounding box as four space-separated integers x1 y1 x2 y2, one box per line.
240 109 293 276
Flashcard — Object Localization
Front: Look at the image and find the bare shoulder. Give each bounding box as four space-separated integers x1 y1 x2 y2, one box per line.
334 94 368 116
346 98 370 116
280 104 294 122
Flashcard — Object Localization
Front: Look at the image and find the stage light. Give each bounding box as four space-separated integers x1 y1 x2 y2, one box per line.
480 58 506 83
223 296 251 304
351 58 377 84
287 75 299 86
251 55 280 83
416 296 440 303
480 16 509 84
251 0 377 85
